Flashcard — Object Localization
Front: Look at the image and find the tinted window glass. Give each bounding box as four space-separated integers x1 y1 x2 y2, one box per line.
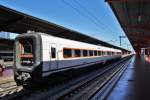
108 52 110 55
63 48 72 58
75 50 81 57
19 38 34 66
89 50 93 56
98 51 101 56
94 50 97 56
102 51 105 55
51 47 56 58
83 50 88 56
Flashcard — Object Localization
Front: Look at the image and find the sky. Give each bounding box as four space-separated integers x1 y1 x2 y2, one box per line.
0 0 134 51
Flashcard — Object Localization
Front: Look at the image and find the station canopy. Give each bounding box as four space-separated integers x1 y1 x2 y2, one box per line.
107 0 150 52
0 5 129 52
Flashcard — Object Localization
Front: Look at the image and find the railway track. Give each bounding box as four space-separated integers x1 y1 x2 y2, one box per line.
90 57 134 100
0 56 132 100
53 56 132 100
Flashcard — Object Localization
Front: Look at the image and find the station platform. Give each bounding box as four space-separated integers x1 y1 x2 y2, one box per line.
0 68 13 84
108 55 150 100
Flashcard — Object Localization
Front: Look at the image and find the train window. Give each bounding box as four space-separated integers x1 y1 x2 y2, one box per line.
83 50 88 57
51 47 56 58
97 51 100 56
117 52 120 55
107 52 109 55
104 51 106 55
102 51 105 55
89 50 93 56
101 51 103 55
106 52 108 55
75 50 81 57
20 41 33 54
107 51 111 55
63 48 72 58
19 38 34 66
94 50 97 56
112 52 114 55
98 51 101 56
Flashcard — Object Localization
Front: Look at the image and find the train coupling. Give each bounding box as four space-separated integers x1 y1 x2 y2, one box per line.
16 72 31 82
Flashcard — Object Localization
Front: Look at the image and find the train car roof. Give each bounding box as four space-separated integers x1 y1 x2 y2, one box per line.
37 32 121 52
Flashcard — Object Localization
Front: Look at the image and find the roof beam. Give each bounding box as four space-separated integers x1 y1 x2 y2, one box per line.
0 16 23 31
124 25 150 31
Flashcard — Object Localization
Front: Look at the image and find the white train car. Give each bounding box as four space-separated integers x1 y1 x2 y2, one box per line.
14 32 122 85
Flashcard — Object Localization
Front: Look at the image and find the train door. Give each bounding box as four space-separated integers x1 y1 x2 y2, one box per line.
49 44 58 70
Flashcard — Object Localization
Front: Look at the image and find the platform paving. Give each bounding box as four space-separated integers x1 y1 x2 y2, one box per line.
0 68 14 84
107 55 150 100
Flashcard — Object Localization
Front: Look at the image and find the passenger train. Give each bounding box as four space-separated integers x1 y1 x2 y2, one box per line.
0 50 13 61
14 32 123 85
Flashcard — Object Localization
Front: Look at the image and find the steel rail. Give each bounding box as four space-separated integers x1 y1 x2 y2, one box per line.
48 56 132 100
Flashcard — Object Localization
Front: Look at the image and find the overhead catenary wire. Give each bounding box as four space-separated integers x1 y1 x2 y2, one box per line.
62 0 131 50
73 0 117 36
61 0 122 46
61 0 106 36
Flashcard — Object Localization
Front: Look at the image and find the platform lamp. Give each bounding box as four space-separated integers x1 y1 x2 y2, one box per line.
119 36 126 47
